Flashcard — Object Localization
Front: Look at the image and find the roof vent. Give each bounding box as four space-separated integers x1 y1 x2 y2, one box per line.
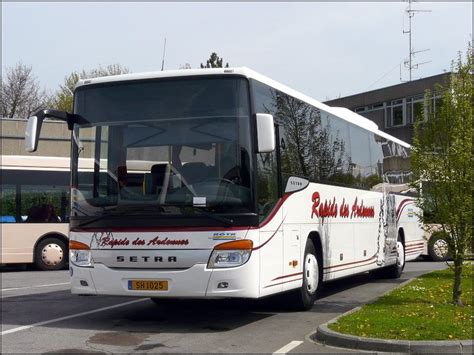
224 69 234 73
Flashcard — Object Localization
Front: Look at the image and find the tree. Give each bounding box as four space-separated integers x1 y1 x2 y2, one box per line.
51 64 130 112
179 63 192 70
1 62 47 118
200 52 229 68
411 44 473 306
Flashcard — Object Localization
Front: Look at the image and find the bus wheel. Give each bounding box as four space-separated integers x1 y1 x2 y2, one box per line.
289 240 321 311
382 235 405 279
428 234 449 261
34 237 67 271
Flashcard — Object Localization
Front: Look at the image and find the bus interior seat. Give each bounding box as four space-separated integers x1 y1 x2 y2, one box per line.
117 165 128 187
144 163 168 195
180 162 210 185
117 165 144 191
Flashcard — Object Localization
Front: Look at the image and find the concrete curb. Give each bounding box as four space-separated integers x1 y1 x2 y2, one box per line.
312 277 473 353
313 323 472 353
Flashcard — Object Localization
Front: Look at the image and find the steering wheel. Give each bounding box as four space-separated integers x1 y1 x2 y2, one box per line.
195 177 237 203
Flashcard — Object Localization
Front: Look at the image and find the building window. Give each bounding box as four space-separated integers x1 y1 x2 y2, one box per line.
392 105 404 126
406 98 424 124
385 99 405 128
405 94 424 124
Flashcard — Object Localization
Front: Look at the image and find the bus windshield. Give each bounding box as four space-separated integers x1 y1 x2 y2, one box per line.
71 77 254 224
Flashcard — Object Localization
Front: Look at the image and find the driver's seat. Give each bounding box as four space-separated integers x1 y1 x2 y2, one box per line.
181 162 209 185
144 163 167 195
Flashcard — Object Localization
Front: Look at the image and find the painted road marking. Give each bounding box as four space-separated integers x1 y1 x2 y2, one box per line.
1 299 147 336
1 282 70 292
273 340 304 354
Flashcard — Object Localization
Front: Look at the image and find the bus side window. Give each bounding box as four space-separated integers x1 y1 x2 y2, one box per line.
0 184 17 223
26 204 60 223
21 184 69 223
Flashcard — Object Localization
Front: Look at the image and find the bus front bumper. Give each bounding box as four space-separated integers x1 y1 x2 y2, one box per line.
70 260 259 298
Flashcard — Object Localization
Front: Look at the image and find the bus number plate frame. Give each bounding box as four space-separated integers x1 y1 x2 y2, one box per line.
128 280 169 291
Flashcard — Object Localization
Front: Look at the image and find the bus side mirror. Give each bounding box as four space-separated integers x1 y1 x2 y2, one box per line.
25 109 87 152
25 115 44 152
256 113 275 153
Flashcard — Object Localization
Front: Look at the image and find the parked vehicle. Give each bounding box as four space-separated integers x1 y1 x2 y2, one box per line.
0 155 70 270
25 67 424 309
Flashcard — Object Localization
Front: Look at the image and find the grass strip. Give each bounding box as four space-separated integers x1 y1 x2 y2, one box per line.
329 263 473 340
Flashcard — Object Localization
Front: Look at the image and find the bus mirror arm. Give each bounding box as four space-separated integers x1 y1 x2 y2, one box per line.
32 109 87 130
25 109 87 152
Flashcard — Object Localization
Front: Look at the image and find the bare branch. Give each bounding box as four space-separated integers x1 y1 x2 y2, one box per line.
1 62 47 118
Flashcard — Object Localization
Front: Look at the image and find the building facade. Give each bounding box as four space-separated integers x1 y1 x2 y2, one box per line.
1 118 71 157
324 73 451 144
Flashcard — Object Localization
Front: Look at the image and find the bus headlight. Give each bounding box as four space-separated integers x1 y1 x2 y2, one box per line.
69 240 94 267
207 240 253 268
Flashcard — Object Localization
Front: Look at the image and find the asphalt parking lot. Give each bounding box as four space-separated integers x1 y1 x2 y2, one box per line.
1 260 447 354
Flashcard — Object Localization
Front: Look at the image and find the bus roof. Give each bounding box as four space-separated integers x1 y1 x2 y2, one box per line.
75 67 410 148
1 155 73 171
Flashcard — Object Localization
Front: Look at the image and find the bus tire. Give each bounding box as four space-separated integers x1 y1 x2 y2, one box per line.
428 233 449 261
34 237 67 271
382 235 405 279
289 240 321 311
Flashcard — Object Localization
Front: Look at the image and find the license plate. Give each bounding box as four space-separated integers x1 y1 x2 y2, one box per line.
128 280 168 291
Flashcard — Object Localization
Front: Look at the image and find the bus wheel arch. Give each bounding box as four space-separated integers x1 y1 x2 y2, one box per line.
287 232 323 310
398 228 406 248
307 231 323 275
379 229 405 279
33 233 69 271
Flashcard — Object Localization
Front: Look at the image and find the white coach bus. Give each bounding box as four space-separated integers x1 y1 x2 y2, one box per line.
0 155 71 270
25 68 424 309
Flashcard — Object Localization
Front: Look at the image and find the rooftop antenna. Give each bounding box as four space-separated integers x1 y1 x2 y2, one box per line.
402 0 431 81
161 38 167 71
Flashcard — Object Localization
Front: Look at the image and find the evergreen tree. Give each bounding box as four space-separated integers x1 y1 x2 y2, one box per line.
200 52 229 68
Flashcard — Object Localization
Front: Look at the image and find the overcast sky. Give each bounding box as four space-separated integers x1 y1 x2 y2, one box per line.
2 1 472 101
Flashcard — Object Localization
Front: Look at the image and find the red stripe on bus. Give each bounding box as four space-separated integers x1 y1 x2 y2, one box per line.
396 199 416 223
263 278 303 289
405 245 425 251
323 254 377 270
405 245 424 250
252 218 286 251
258 193 292 229
324 259 377 274
405 242 425 247
406 250 423 255
271 272 303 281
396 199 415 218
406 248 424 253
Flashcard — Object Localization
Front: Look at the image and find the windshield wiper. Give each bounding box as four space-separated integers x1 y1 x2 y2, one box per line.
72 208 125 228
114 203 235 226
73 205 165 227
183 205 235 227
73 204 235 228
